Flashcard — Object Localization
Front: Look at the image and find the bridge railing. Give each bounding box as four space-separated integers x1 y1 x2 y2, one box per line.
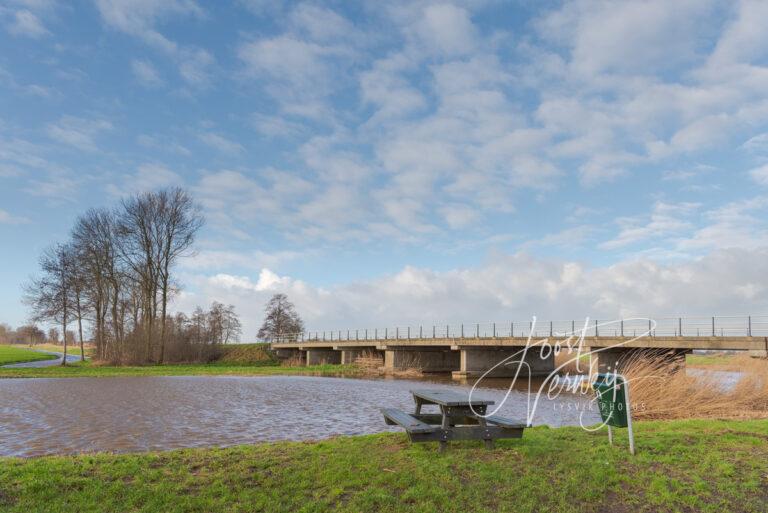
270 315 768 343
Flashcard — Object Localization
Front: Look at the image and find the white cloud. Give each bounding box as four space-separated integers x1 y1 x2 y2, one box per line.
131 59 163 86
45 115 113 151
742 132 768 153
8 9 48 37
412 4 477 57
95 0 212 86
750 164 768 186
106 163 184 196
198 132 244 154
0 208 30 224
94 0 202 53
177 248 768 339
601 202 700 250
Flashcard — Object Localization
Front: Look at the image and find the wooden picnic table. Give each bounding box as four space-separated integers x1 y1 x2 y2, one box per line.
382 389 526 451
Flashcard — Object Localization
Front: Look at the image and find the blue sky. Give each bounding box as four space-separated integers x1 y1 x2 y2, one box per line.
2 0 768 339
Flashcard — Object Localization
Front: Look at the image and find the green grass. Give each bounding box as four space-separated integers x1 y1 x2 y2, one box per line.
0 419 765 512
686 353 738 367
0 360 363 379
0 345 58 365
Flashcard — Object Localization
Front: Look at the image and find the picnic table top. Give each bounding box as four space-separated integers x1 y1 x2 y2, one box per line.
410 389 495 407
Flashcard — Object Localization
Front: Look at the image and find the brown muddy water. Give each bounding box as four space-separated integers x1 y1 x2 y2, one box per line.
0 375 600 457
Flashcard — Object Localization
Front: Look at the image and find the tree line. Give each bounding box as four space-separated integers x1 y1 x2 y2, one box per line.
23 187 241 364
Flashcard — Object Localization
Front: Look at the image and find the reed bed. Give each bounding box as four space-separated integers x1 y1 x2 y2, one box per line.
620 352 768 421
354 350 423 377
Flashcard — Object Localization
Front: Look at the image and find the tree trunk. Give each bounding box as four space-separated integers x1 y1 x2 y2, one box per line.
159 274 168 364
76 289 85 362
61 311 68 366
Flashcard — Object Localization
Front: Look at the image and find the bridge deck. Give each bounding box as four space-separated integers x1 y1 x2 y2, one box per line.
273 335 766 352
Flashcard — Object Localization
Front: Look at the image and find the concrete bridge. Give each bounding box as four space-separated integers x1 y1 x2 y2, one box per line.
271 316 768 378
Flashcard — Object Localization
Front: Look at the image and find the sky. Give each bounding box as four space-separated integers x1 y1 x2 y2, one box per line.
1 0 768 340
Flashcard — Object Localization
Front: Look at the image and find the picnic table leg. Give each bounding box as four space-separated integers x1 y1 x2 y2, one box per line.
414 398 423 415
439 406 449 453
477 415 494 450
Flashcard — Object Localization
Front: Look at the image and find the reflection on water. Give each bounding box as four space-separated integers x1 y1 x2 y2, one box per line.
0 375 601 457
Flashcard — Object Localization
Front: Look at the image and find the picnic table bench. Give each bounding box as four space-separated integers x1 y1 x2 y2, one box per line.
382 389 526 451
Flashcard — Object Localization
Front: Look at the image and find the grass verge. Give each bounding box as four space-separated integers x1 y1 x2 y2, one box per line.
0 360 363 379
0 345 58 366
0 419 765 512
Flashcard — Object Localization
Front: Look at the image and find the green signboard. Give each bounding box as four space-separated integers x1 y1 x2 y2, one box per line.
593 373 629 428
592 373 636 454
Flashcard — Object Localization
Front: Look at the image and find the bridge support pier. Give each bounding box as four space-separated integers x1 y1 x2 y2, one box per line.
590 348 691 373
384 348 459 372
452 346 555 379
306 349 341 366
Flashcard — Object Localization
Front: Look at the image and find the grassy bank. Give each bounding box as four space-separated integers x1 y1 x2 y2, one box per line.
0 360 362 379
0 419 765 512
11 343 96 358
0 345 58 365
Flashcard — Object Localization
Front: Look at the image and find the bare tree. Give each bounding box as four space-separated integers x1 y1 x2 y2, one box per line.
16 325 46 345
72 208 121 361
209 302 242 344
257 294 304 342
24 244 76 365
118 192 160 362
116 188 202 363
153 188 203 363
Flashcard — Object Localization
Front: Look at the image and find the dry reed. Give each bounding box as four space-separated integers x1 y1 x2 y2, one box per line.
620 352 768 421
353 350 423 377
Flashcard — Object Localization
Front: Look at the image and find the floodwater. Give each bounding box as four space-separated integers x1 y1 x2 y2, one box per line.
0 374 600 457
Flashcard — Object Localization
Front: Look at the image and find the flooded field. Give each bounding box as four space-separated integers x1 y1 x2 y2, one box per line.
0 375 600 457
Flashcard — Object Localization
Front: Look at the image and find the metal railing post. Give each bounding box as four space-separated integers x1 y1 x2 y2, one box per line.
375 328 378 339
511 322 514 337
396 327 399 339
433 325 436 338
678 317 682 337
407 327 410 340
595 320 599 337
461 324 464 338
385 328 388 339
419 325 422 338
446 324 449 338
476 323 479 338
365 329 368 340
621 319 624 337
356 329 359 341
493 322 496 338
712 317 715 337
572 320 575 335
748 316 752 337
550 321 553 337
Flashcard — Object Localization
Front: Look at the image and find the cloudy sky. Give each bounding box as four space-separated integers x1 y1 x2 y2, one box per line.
2 0 768 339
